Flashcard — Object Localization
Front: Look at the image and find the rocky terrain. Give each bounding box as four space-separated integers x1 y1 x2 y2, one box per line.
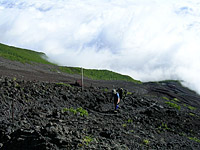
0 57 200 150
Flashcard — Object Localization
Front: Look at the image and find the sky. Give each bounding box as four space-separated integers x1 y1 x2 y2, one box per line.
0 0 200 94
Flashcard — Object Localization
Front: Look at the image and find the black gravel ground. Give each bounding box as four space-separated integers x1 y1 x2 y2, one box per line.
0 57 200 150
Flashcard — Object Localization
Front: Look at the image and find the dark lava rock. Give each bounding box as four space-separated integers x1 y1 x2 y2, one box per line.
0 77 200 150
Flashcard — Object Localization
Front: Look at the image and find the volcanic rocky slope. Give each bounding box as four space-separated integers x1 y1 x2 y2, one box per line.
0 55 200 150
0 76 200 150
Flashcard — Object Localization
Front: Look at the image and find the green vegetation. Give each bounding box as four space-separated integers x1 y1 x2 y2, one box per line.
77 107 89 117
188 106 196 110
172 98 180 103
122 119 133 128
122 123 127 127
163 97 180 103
189 113 199 118
84 69 140 83
165 102 181 110
188 136 200 143
183 104 197 110
189 113 195 116
180 133 200 143
0 43 54 65
0 43 140 83
143 139 150 145
83 136 93 146
159 123 170 130
102 88 108 92
62 107 88 117
162 97 169 101
62 107 77 115
127 119 133 123
56 82 71 87
127 91 133 95
59 66 81 74
59 66 141 83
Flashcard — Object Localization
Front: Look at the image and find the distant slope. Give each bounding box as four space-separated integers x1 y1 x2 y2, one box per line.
59 66 141 83
0 43 140 83
0 43 54 65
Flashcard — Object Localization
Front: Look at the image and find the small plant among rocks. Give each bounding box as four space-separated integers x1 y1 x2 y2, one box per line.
122 119 133 127
188 106 196 110
159 123 170 130
122 123 127 127
56 82 71 87
163 97 169 101
172 98 180 103
77 107 89 117
127 91 132 95
188 136 200 143
165 102 181 110
189 113 195 116
163 97 180 103
127 119 133 123
183 104 196 110
62 107 88 117
83 136 93 146
143 139 150 145
102 88 108 92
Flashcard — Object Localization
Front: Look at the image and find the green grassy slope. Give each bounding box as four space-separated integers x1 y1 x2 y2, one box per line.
0 43 141 83
59 66 141 83
0 43 54 65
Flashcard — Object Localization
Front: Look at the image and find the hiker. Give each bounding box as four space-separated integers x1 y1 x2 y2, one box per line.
111 89 120 111
118 88 123 100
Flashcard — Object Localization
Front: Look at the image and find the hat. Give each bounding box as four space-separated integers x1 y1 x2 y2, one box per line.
112 89 117 94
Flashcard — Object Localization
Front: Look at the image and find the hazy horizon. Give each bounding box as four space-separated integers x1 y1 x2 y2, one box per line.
1 0 200 94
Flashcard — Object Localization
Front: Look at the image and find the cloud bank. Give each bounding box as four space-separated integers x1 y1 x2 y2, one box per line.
1 0 200 93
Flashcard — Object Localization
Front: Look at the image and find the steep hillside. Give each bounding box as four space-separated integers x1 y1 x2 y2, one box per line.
0 43 200 149
0 43 140 83
0 43 53 65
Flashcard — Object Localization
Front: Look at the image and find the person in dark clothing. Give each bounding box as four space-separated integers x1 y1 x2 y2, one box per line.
111 89 120 111
118 88 123 100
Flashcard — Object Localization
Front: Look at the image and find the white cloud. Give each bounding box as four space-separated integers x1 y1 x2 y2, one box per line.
1 0 200 94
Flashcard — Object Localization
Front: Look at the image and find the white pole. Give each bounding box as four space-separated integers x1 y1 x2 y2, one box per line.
81 67 83 91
